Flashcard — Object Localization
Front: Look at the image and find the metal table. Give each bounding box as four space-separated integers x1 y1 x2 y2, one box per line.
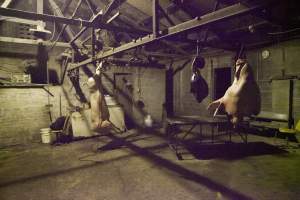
165 115 248 159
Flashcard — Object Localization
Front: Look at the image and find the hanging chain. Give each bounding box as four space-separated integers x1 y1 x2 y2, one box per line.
196 39 199 56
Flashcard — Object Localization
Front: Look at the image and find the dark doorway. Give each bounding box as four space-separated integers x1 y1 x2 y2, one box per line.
214 67 231 100
114 73 135 129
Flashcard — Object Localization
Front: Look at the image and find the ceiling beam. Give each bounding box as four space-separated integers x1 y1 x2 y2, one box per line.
158 3 175 26
160 40 189 55
144 51 182 58
0 16 39 25
47 0 82 44
70 0 149 46
61 0 73 14
69 10 102 45
172 0 234 45
1 0 13 8
106 57 165 69
84 0 97 15
0 7 148 35
102 0 126 21
171 0 199 18
0 36 71 47
68 2 267 71
0 7 91 26
169 37 236 51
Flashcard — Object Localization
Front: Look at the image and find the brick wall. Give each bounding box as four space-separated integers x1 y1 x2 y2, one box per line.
174 39 300 126
0 61 166 147
87 66 166 126
246 39 300 124
0 88 52 147
173 52 234 116
0 86 81 147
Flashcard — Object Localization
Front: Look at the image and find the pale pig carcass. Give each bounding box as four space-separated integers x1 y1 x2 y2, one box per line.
207 59 261 125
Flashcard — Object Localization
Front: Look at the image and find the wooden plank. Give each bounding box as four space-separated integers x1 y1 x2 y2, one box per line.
1 0 13 8
0 16 39 25
0 36 70 47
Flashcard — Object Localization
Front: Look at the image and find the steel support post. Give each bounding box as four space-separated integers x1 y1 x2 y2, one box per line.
152 0 159 38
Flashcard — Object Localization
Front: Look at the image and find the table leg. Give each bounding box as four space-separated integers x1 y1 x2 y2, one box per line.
211 125 214 143
199 124 202 142
229 124 232 142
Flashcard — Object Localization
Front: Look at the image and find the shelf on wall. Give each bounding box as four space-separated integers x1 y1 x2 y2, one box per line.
0 84 48 88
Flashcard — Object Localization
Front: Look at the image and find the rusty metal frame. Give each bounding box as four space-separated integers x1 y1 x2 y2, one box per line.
68 2 267 71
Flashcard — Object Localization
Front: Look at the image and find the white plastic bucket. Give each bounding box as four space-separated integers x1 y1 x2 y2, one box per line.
40 128 53 144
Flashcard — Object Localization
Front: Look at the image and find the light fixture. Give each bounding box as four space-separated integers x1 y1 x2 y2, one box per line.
261 50 270 59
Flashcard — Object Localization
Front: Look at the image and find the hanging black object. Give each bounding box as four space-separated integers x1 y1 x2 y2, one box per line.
192 56 205 69
190 40 208 103
190 71 208 103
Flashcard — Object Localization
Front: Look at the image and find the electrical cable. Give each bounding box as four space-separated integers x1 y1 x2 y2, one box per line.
46 21 68 53
47 0 84 53
268 27 300 35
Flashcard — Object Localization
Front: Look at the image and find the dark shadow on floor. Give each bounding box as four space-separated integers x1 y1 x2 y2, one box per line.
106 133 255 200
184 141 287 160
0 142 166 188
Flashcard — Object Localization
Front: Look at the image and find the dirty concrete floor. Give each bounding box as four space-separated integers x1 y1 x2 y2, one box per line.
0 129 299 200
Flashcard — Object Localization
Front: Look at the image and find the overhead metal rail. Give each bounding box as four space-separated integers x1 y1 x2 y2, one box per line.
0 7 91 26
0 7 149 35
67 2 267 71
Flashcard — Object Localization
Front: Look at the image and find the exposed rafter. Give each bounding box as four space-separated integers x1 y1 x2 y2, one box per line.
102 0 126 21
0 16 38 25
70 0 126 45
1 0 13 8
0 7 148 35
0 36 71 47
157 3 175 26
106 57 165 68
61 0 73 14
0 7 91 26
47 0 83 45
68 2 267 71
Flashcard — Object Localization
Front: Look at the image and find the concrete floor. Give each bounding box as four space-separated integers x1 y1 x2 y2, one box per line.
0 129 299 200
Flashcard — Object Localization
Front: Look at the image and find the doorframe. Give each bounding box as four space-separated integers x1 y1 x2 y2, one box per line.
213 67 232 100
113 73 132 90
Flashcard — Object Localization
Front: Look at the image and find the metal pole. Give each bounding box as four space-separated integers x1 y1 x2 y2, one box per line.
152 0 159 38
92 27 96 58
288 80 294 128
